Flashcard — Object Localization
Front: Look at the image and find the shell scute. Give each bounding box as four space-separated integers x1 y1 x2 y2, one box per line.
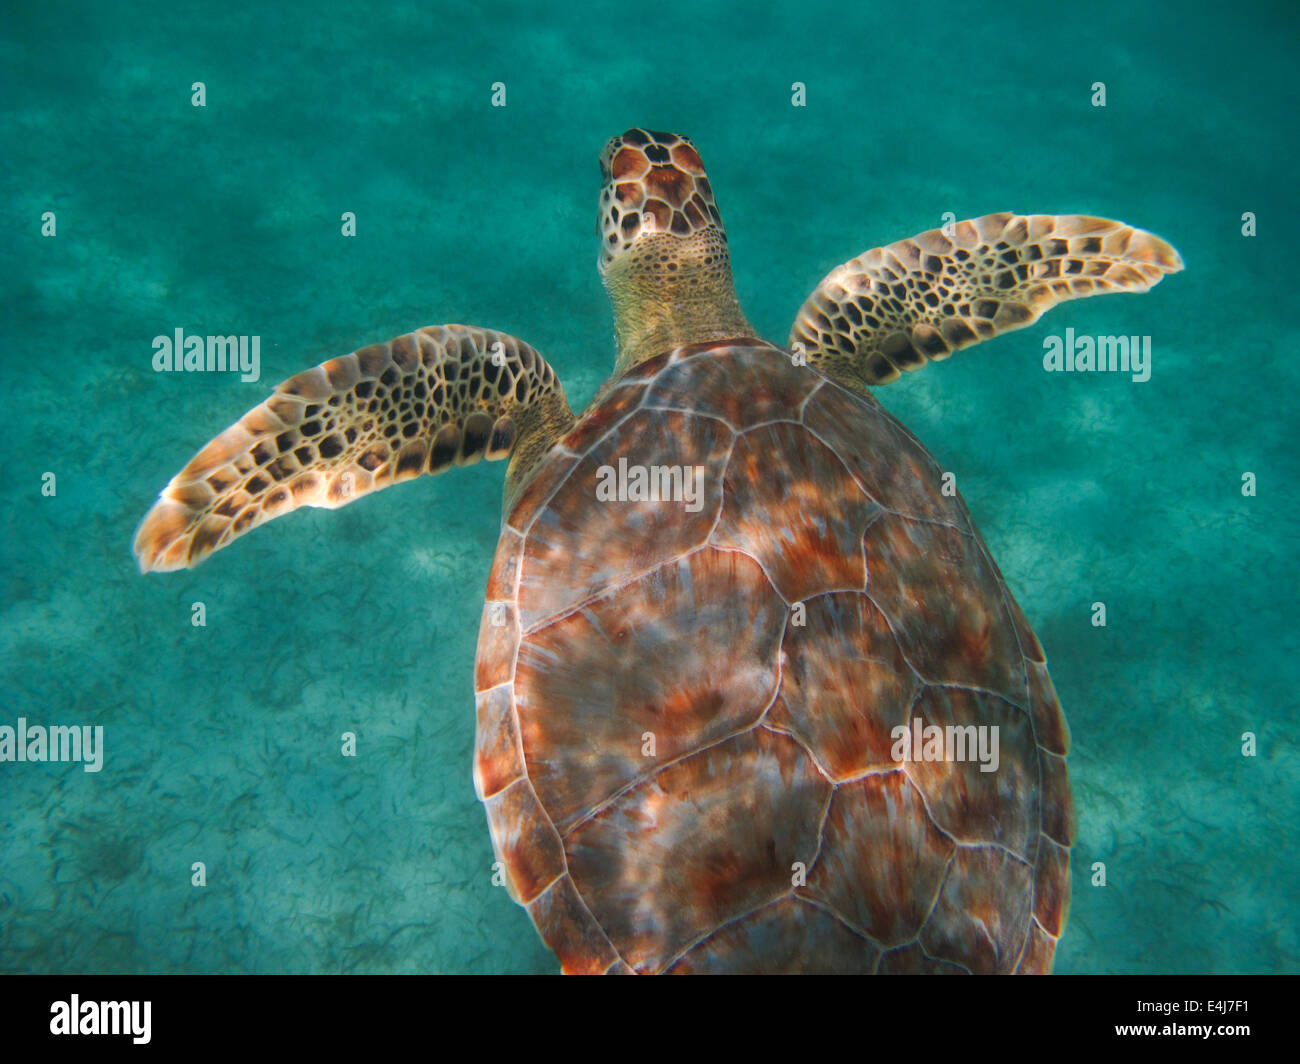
561 377 650 454
710 421 880 602
904 685 1040 860
803 771 954 946
803 381 970 527
516 408 731 628
526 875 621 975
1033 837 1071 937
864 514 1028 707
564 727 830 973
666 896 877 974
768 592 919 780
514 547 785 833
920 845 1035 974
473 684 525 801
482 779 567 906
641 345 822 429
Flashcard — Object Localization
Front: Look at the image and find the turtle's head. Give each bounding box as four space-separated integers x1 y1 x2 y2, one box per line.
598 129 723 271
598 128 752 373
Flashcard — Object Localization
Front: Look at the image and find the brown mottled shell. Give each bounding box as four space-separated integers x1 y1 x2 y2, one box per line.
474 340 1073 974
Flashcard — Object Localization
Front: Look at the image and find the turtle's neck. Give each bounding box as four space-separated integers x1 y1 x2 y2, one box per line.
602 228 755 375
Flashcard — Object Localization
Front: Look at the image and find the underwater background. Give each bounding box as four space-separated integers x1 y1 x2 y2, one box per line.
1 0 1295 974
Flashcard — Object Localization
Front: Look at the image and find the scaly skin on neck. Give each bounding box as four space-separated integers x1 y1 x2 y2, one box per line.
603 229 755 375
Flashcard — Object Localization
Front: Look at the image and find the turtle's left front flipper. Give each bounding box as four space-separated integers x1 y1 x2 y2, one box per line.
134 324 572 572
789 213 1183 390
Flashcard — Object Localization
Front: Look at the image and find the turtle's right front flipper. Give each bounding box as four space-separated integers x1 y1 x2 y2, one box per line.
134 324 573 572
789 213 1183 391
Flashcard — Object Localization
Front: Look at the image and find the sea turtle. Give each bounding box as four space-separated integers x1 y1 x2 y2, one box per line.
135 127 1182 974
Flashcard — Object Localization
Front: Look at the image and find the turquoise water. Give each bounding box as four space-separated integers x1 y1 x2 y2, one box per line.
2 0 1295 973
